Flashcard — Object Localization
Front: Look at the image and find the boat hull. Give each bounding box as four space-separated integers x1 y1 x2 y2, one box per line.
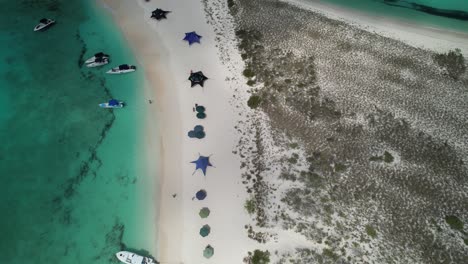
86 60 109 68
115 251 156 264
99 102 124 108
106 65 137 74
85 55 110 64
34 20 55 31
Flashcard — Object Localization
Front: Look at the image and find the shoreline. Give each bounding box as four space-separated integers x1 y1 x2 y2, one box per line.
97 0 182 259
284 0 468 55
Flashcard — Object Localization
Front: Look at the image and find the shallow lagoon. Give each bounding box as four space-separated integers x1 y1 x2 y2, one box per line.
0 1 156 263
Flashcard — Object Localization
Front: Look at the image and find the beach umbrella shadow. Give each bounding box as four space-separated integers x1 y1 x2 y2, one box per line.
203 245 214 259
199 224 211 237
199 207 210 218
196 189 207 200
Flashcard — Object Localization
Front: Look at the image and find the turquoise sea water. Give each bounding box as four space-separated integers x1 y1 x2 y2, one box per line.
316 0 468 32
0 0 155 263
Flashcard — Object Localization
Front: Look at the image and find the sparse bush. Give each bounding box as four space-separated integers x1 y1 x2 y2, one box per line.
252 249 270 264
289 142 298 148
245 199 256 215
383 151 394 163
365 225 377 238
247 95 262 109
243 68 255 78
322 248 338 260
247 79 256 86
433 49 466 79
370 151 394 163
445 215 464 231
335 163 347 172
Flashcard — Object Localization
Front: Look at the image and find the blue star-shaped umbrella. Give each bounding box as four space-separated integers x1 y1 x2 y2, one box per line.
183 31 202 45
191 155 213 176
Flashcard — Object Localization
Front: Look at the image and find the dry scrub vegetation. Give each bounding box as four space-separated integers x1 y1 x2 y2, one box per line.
204 0 468 263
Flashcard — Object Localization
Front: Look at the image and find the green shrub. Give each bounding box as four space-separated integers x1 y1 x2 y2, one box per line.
383 151 394 163
433 49 466 79
335 163 347 172
252 250 270 264
445 215 464 231
245 199 256 215
243 68 255 78
322 248 338 260
365 225 377 239
247 79 256 86
247 95 262 109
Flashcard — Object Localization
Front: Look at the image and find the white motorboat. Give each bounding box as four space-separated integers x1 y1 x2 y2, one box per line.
99 99 124 109
86 57 109 68
34 18 55 32
115 251 157 264
107 64 136 74
85 52 110 64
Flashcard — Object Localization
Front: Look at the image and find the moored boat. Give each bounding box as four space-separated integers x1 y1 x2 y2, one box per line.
85 52 110 64
115 251 157 264
86 57 109 68
107 64 137 74
99 99 124 109
34 18 55 32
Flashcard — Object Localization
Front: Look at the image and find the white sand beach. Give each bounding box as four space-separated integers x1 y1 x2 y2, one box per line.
99 0 467 263
99 0 254 263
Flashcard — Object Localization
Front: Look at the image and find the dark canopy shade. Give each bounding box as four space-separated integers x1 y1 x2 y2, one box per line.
119 64 130 70
196 189 207 200
40 18 49 23
199 225 211 237
188 125 205 139
195 105 205 113
151 9 170 20
196 112 206 119
191 155 213 176
109 99 119 106
188 71 208 87
199 207 210 218
203 245 214 259
183 31 202 45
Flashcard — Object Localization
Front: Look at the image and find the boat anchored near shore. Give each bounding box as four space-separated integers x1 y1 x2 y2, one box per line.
85 52 110 67
34 18 55 31
85 52 110 64
99 99 124 109
107 64 136 74
116 251 157 264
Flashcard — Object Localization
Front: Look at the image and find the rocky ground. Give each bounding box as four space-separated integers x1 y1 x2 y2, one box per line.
204 0 468 263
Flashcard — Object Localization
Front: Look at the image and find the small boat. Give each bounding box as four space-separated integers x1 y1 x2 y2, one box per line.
34 18 55 32
107 64 137 74
85 52 110 64
115 251 157 264
86 57 109 68
99 99 124 108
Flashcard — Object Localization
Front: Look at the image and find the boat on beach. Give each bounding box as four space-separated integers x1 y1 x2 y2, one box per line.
99 99 124 108
107 64 136 74
33 18 55 31
85 52 110 64
115 251 157 264
86 56 109 68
